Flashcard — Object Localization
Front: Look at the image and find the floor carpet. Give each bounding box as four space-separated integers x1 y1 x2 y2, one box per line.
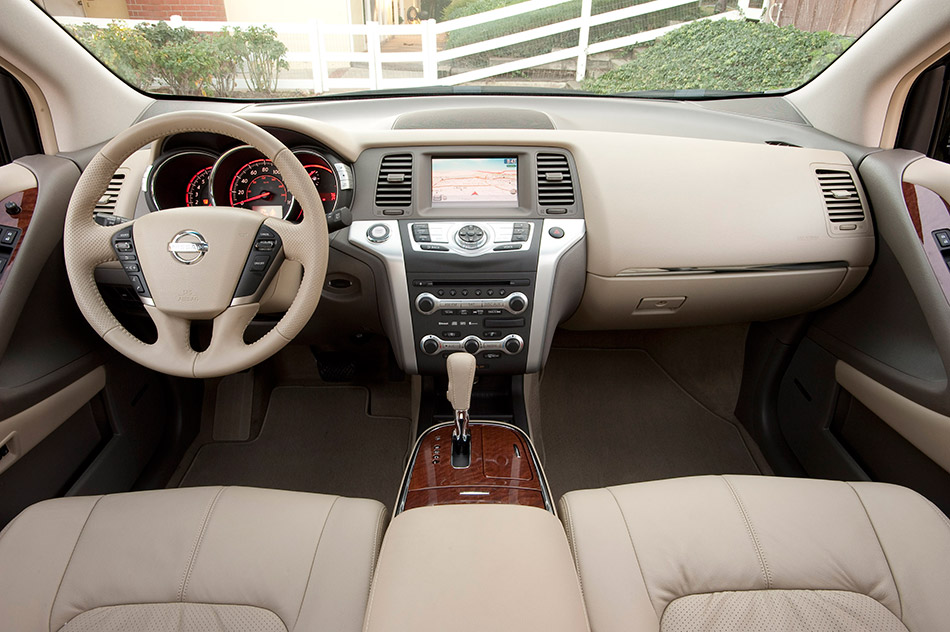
179 386 411 510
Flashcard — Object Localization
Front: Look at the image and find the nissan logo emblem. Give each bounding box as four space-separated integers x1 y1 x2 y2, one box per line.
167 230 209 264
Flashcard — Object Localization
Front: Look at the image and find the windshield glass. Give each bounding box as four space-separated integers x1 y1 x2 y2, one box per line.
37 0 898 99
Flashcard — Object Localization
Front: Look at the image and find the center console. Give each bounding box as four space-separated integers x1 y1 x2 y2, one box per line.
349 147 587 375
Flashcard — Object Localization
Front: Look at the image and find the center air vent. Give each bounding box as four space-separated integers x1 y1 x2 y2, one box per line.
816 168 865 224
536 153 575 208
375 154 413 207
94 172 126 212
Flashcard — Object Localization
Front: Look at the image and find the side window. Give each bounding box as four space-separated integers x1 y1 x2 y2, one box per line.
896 55 950 161
0 68 42 166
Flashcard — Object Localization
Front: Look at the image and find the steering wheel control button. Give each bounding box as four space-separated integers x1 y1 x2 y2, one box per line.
367 223 391 243
548 226 565 239
110 226 151 300
232 225 284 301
251 255 270 272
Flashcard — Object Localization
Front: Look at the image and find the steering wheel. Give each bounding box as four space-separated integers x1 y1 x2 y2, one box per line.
64 111 329 378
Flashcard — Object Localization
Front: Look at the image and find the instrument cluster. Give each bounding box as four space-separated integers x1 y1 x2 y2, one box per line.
146 141 353 222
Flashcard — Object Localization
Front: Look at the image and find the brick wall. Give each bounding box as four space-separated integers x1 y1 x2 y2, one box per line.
126 0 227 21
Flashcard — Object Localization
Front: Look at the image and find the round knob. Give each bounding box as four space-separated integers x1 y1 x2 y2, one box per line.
507 294 527 313
504 337 523 354
4 201 21 216
417 294 436 313
455 224 486 250
421 337 440 355
463 338 481 354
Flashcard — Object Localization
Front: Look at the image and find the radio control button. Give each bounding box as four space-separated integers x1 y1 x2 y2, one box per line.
416 294 436 314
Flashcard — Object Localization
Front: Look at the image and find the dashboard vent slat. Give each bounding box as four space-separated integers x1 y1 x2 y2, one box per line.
537 153 575 207
94 172 126 212
375 154 413 207
816 168 865 223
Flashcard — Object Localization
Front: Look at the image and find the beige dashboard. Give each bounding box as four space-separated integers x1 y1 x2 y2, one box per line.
108 113 875 334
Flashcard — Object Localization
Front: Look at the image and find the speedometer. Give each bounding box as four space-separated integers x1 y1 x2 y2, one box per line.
228 159 291 218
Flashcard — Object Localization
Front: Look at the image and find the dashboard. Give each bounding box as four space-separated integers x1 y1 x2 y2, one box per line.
97 96 878 377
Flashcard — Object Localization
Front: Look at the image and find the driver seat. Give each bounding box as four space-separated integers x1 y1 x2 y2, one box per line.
0 486 386 632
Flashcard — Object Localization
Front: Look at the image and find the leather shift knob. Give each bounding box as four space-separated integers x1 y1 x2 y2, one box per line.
446 352 476 411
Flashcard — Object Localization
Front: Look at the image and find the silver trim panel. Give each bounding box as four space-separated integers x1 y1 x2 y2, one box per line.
420 333 523 355
617 261 850 276
414 291 527 315
407 220 534 257
526 219 585 372
349 220 418 373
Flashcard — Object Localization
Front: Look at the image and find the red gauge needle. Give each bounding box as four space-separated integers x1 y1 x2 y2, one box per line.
242 191 273 204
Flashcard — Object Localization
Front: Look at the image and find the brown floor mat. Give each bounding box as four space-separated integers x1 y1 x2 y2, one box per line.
179 386 411 510
539 348 765 500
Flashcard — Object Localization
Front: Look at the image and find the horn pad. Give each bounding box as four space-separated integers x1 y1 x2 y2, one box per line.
132 207 264 319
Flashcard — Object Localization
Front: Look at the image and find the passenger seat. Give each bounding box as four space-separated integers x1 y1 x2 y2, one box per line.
0 486 386 632
561 475 950 632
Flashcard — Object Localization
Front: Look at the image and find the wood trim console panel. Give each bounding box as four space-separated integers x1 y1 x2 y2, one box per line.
902 182 950 305
0 188 37 295
398 422 551 513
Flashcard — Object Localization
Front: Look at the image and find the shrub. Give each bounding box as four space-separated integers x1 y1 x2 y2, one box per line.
583 19 853 94
67 21 289 96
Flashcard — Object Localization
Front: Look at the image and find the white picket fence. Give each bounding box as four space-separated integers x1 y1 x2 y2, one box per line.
59 0 753 94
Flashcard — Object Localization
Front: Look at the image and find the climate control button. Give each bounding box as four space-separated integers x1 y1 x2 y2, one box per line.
463 338 481 354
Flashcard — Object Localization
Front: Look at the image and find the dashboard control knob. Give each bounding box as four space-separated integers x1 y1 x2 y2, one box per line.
507 293 527 313
455 224 487 250
366 223 390 243
421 336 441 355
503 336 524 354
416 294 436 314
463 338 481 354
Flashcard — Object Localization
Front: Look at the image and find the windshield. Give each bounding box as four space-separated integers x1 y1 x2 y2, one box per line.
38 0 898 99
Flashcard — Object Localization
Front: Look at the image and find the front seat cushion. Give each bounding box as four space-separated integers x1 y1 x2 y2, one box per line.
0 486 387 632
560 475 950 632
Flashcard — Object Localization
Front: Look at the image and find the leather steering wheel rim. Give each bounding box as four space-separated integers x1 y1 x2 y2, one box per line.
63 111 329 378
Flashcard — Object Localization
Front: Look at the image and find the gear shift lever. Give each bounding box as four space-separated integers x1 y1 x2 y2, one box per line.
446 352 476 468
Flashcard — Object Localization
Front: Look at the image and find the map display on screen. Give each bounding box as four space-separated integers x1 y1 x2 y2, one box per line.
431 158 518 207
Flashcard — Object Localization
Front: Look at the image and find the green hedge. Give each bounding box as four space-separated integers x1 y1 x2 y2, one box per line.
441 0 702 61
67 22 288 97
584 19 853 93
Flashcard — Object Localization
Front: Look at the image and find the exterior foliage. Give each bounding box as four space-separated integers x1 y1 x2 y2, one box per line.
66 21 288 97
583 19 853 93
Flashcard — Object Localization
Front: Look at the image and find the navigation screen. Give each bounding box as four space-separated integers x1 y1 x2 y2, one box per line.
431 157 518 207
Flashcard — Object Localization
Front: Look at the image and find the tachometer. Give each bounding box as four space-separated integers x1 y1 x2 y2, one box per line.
228 159 291 218
185 166 213 207
294 150 339 214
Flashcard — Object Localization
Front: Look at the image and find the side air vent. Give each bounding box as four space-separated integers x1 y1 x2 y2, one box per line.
94 172 126 212
536 153 575 208
816 168 865 224
375 154 413 207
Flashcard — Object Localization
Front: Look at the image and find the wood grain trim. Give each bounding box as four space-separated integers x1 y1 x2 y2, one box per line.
398 422 552 513
0 188 37 295
903 182 950 307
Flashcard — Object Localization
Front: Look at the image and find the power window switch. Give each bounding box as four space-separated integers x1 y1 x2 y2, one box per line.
934 230 950 249
0 227 18 245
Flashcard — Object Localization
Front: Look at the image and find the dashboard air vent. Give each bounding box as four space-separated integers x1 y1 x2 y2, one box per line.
94 172 126 212
536 153 574 207
816 168 865 223
375 154 413 207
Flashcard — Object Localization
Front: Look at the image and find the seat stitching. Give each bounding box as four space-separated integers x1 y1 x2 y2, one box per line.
559 496 585 599
605 487 659 617
48 495 105 632
845 482 904 620
290 495 338 631
721 476 771 588
179 486 227 603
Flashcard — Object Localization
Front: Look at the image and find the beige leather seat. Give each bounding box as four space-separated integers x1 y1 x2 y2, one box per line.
0 486 386 632
561 475 950 632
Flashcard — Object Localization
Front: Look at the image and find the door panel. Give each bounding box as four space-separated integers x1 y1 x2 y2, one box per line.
778 150 950 513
